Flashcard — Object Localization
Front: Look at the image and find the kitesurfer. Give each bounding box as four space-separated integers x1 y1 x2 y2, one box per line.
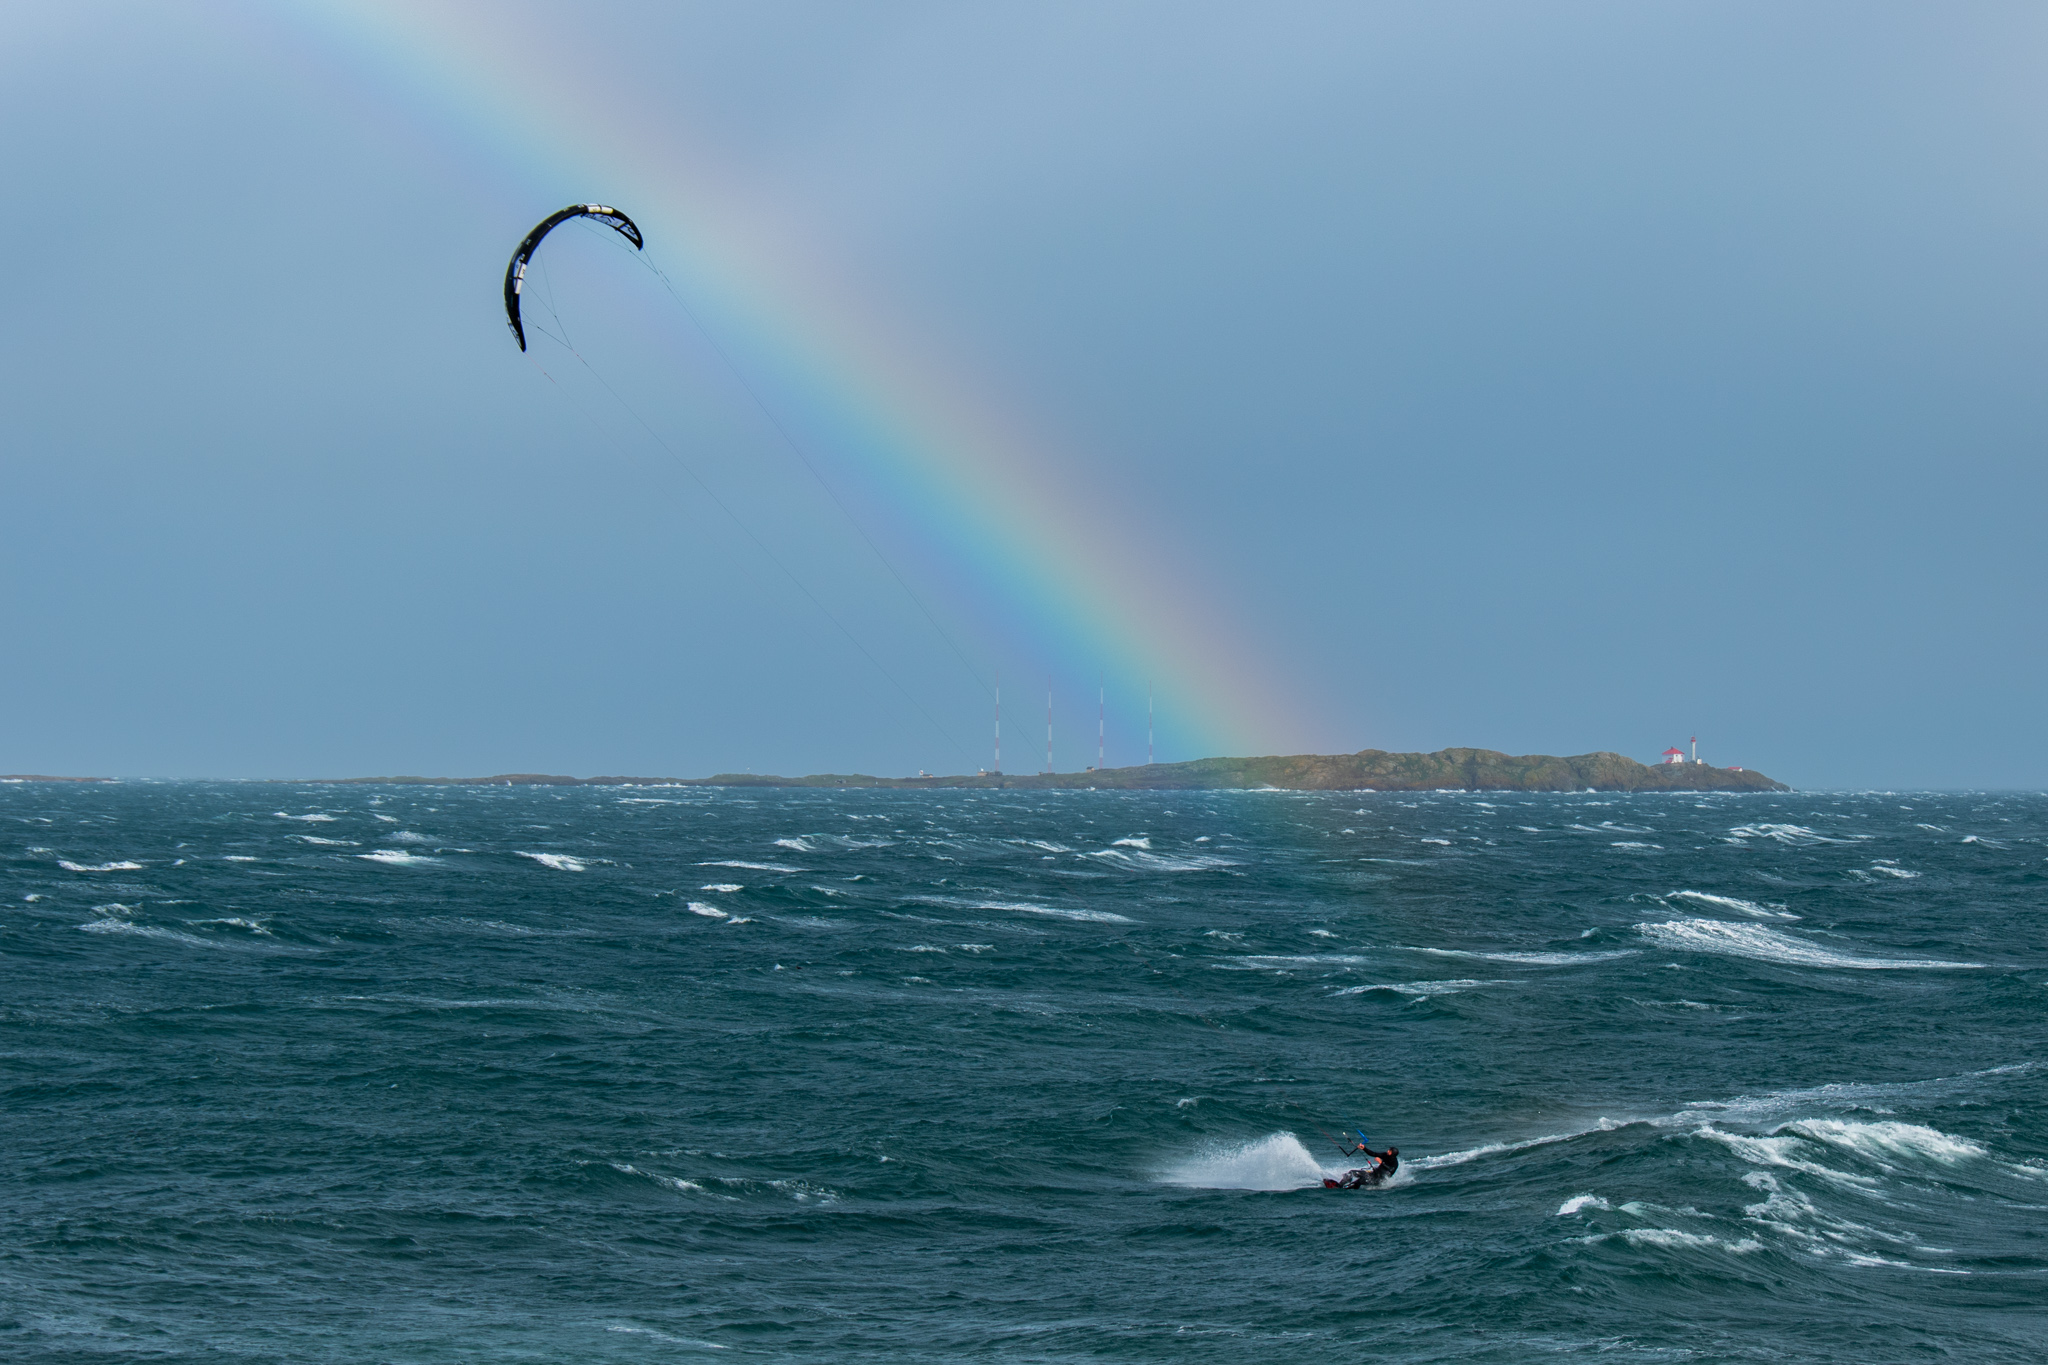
1329 1144 1397 1189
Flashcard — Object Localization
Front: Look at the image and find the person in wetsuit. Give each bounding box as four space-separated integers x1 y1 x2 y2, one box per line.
1335 1145 1397 1188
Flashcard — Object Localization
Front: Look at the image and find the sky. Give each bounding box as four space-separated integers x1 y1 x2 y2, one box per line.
3 1 2044 788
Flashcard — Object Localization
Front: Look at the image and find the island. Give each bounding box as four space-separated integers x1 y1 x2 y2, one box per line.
318 748 1788 793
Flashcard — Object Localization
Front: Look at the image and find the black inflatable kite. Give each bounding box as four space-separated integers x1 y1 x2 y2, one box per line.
502 204 644 351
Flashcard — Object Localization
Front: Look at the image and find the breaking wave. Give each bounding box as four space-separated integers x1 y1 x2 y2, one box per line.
1668 890 1798 920
1332 978 1509 997
1636 919 1983 969
517 852 588 872
1725 823 1846 845
359 849 440 866
1085 847 1240 873
1410 946 1639 965
921 895 1132 924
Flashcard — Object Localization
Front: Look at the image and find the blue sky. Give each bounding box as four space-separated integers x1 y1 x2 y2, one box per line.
3 2 2044 787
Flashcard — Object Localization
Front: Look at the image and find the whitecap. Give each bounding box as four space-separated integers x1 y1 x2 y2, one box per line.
1781 1119 1988 1169
1407 946 1639 965
273 812 337 822
517 852 588 873
78 918 241 950
774 837 816 853
1727 823 1843 845
1694 1127 1881 1188
291 835 358 847
358 849 439 866
604 1324 727 1349
1112 836 1152 849
1085 847 1239 872
1558 1194 1611 1215
58 860 144 872
1333 978 1509 997
700 883 742 893
608 1162 717 1197
1669 890 1799 921
686 902 728 918
946 897 1131 924
1596 1228 1763 1253
698 860 801 873
1231 953 1377 968
1869 864 1921 879
1637 919 1982 970
1409 1118 1633 1170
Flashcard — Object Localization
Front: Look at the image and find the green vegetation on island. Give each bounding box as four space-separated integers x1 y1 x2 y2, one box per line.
323 748 1788 793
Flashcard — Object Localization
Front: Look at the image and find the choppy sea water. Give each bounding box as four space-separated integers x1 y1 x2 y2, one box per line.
2 783 2044 1362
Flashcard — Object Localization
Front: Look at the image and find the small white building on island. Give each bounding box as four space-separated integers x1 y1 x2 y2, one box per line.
1660 747 1686 765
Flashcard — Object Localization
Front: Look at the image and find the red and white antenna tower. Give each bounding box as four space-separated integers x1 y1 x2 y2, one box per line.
1691 735 1698 763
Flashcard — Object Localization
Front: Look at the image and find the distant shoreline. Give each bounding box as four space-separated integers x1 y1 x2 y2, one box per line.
0 775 115 784
291 748 1787 793
1 749 1791 792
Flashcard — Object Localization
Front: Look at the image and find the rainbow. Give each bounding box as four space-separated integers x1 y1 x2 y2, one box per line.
279 1 1315 760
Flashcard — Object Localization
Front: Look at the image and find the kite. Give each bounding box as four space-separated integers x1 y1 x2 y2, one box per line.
502 205 644 351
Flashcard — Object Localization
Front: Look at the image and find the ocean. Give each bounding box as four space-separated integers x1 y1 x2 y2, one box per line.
2 783 2042 1361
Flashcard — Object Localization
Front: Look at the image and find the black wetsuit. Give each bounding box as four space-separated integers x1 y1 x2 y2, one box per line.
1337 1147 1396 1188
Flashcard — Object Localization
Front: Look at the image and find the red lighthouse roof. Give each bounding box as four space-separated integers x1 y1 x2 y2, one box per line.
1661 748 1684 755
